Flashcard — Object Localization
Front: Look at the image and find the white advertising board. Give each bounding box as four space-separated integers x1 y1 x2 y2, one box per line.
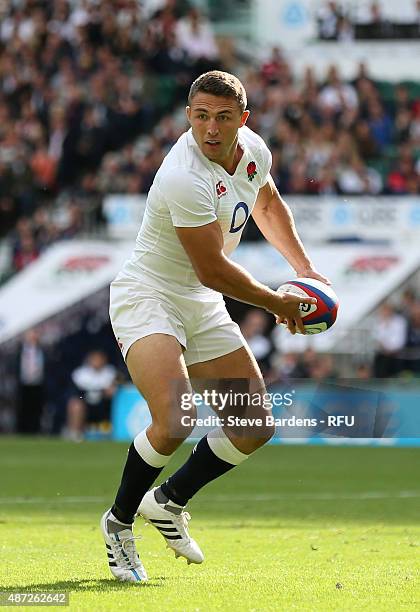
1 239 418 352
286 196 420 243
0 241 132 344
102 195 420 242
102 194 147 239
232 241 420 350
254 0 316 48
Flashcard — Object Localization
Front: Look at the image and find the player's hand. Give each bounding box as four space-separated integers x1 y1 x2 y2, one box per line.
294 267 331 286
273 291 317 335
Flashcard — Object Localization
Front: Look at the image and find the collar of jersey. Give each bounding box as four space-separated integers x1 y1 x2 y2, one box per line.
187 128 249 178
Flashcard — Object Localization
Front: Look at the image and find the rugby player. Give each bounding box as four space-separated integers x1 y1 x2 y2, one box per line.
101 71 328 582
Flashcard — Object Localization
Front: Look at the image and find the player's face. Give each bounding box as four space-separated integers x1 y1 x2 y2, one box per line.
186 93 249 170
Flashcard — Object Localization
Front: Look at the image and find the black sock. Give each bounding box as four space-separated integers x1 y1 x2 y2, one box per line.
160 435 236 507
112 443 164 524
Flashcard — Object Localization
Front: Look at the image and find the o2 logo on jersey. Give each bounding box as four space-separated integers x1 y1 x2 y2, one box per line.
229 202 249 233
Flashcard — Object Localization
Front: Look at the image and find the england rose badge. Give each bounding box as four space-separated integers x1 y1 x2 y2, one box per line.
247 161 257 182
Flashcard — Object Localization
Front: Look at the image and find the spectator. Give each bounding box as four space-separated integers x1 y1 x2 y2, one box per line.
372 303 407 377
261 47 291 86
30 144 57 191
336 16 355 42
0 195 17 237
318 65 358 116
308 354 338 381
175 7 219 65
15 328 46 434
318 167 339 194
268 350 312 384
367 100 393 150
394 108 413 144
393 84 412 117
355 363 373 379
404 301 420 374
317 1 342 40
337 154 382 194
64 350 117 441
387 159 417 194
13 232 39 272
367 1 385 25
354 0 389 38
239 309 273 375
353 120 378 159
400 287 418 318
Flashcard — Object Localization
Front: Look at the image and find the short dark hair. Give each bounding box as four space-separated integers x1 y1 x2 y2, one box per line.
188 71 247 112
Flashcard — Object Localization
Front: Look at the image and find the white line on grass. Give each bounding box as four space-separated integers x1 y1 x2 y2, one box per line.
0 496 107 504
0 491 420 505
224 491 420 502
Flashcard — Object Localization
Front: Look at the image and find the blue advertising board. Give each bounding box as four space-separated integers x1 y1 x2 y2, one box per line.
111 382 420 447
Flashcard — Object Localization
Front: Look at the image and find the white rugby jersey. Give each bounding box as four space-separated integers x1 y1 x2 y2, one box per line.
120 125 272 299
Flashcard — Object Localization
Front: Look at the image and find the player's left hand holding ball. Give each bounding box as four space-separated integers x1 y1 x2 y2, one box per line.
294 266 331 286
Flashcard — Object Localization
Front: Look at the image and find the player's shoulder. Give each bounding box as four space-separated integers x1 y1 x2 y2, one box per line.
240 125 272 174
159 130 212 176
239 125 270 153
155 130 213 196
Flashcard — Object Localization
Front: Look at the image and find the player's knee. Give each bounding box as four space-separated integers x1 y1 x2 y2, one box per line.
151 405 197 444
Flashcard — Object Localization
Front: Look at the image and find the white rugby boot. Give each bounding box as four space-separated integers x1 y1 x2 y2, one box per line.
137 487 204 564
100 509 148 582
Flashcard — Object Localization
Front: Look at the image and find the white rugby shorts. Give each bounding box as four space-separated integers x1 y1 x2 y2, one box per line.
109 274 246 366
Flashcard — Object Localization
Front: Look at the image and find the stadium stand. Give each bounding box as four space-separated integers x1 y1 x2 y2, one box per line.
2 59 420 276
317 0 420 41
0 0 419 435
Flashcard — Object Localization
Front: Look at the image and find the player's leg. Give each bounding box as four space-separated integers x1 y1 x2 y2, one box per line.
156 344 275 509
102 333 199 581
190 343 273 453
112 333 194 522
136 302 273 564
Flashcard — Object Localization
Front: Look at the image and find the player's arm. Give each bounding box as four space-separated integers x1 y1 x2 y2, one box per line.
175 221 316 334
252 175 330 284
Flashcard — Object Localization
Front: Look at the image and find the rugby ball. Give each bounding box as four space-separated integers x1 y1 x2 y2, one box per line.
277 277 339 335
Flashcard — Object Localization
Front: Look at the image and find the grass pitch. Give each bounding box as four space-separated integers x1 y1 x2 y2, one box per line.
0 439 419 611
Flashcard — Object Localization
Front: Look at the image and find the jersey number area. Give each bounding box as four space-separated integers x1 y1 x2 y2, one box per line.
229 202 249 233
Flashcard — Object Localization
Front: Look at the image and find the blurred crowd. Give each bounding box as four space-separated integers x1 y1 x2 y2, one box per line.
317 0 420 40
95 55 420 201
59 50 420 205
248 55 420 197
1 1 420 279
238 286 420 384
0 0 222 271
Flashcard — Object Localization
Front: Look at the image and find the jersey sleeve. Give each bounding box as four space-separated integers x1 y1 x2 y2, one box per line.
159 167 217 228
